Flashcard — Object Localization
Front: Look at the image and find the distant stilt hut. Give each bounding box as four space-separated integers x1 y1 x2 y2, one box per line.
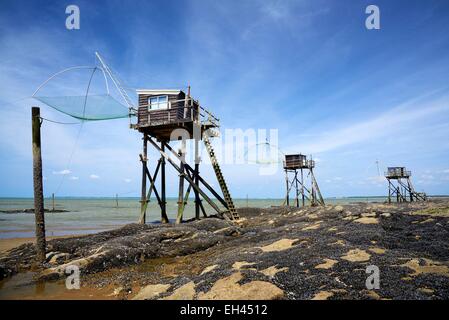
385 167 427 203
283 154 324 207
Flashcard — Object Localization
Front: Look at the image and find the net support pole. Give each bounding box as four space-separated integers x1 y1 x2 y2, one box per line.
32 107 46 264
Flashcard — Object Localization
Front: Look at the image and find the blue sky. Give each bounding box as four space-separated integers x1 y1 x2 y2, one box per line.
1 0 449 198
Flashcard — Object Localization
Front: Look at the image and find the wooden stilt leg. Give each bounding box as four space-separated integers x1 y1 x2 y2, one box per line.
160 142 169 223
194 135 200 219
147 137 224 217
139 134 148 224
285 169 290 206
176 140 186 224
301 169 305 207
295 170 299 208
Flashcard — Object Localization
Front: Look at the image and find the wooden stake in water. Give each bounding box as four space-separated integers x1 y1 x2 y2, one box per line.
32 107 46 264
116 194 119 208
52 193 55 211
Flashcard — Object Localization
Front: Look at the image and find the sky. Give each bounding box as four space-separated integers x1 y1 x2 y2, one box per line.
1 0 449 199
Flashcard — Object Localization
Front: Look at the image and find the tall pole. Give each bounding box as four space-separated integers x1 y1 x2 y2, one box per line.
194 146 200 219
193 89 200 220
396 181 400 202
387 179 391 203
160 142 169 223
116 193 119 208
285 169 290 206
407 178 413 202
310 169 315 206
52 193 55 211
139 134 148 224
176 140 186 224
32 107 46 264
301 168 305 206
294 170 299 207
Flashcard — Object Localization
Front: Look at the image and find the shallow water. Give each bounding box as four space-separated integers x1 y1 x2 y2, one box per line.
0 197 386 239
0 271 114 300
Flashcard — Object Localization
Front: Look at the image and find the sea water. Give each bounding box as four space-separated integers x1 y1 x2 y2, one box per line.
0 196 386 239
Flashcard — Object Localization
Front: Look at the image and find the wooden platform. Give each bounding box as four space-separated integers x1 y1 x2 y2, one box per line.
132 121 216 141
133 105 219 141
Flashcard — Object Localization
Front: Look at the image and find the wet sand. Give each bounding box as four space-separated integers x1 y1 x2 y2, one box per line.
0 236 75 255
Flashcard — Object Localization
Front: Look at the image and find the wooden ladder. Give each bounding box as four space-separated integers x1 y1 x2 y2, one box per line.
203 135 240 220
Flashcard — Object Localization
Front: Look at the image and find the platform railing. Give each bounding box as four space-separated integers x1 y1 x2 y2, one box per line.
385 170 412 178
137 98 220 128
283 160 310 169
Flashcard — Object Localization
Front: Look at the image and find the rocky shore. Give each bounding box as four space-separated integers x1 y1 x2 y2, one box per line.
1 200 448 300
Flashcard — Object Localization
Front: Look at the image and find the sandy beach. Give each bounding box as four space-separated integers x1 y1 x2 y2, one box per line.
0 236 76 255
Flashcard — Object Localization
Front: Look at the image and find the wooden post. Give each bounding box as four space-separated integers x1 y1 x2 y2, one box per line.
301 169 305 207
32 107 46 264
192 90 201 220
294 170 299 208
311 171 316 206
52 193 55 212
194 162 200 219
387 179 391 203
396 183 400 202
194 131 200 220
183 85 190 118
116 193 119 208
285 169 289 206
176 140 186 224
160 142 169 223
408 178 414 202
139 134 148 224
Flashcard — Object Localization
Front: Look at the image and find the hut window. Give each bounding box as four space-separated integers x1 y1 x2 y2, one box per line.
148 95 168 110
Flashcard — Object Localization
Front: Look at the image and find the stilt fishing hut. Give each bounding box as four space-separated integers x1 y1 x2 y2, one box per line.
30 52 239 227
283 154 324 207
385 167 427 203
131 88 240 224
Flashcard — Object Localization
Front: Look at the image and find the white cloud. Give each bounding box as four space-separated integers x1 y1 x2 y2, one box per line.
53 169 71 175
69 176 79 180
124 178 132 183
293 94 449 154
89 174 100 179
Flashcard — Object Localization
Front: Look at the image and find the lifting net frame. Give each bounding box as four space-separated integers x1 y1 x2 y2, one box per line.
32 55 137 121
